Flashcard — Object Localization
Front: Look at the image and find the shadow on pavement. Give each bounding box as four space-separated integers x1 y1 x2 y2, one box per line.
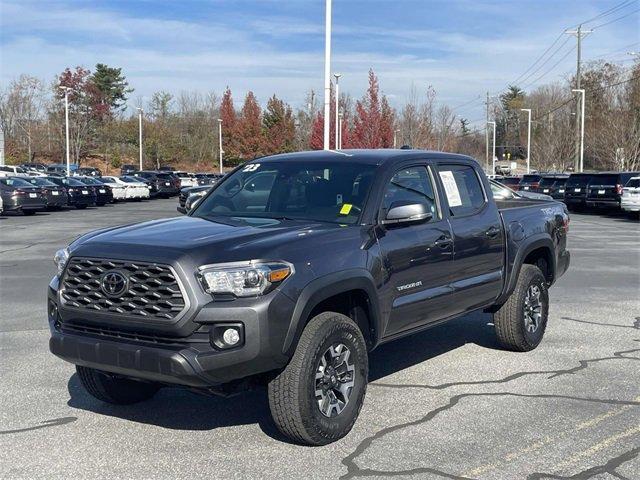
66 311 500 441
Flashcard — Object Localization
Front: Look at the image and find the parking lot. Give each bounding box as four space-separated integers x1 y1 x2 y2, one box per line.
1 199 638 479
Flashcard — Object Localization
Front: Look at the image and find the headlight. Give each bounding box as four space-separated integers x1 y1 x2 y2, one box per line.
198 261 293 297
53 247 70 275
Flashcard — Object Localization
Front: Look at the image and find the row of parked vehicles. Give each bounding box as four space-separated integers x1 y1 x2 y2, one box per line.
0 163 223 216
494 171 640 216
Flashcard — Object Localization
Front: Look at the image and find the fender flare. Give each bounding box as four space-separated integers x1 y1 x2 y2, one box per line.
282 269 381 355
498 234 556 305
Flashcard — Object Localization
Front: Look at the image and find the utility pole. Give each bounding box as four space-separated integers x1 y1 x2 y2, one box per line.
565 24 592 172
334 73 341 149
218 119 223 174
136 108 143 170
485 91 490 171
572 89 585 172
521 108 532 174
0 128 4 166
338 113 344 149
323 0 332 150
487 121 496 175
60 86 71 176
393 129 400 148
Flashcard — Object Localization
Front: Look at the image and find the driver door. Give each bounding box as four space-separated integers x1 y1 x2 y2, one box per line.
375 164 454 338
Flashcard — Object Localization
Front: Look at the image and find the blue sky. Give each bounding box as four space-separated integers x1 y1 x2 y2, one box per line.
1 0 638 126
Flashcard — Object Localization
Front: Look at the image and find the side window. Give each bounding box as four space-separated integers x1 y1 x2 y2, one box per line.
381 166 438 220
437 165 486 216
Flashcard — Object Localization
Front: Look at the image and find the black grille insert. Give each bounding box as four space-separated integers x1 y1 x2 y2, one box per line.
60 257 187 320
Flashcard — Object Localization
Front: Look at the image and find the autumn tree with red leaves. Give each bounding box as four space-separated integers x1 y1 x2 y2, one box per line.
219 87 238 162
351 69 394 148
237 91 263 160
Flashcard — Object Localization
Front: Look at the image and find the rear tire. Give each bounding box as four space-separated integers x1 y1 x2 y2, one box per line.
494 265 549 352
76 366 160 405
268 312 368 445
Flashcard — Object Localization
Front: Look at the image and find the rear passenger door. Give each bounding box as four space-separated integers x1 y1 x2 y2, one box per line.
435 163 504 314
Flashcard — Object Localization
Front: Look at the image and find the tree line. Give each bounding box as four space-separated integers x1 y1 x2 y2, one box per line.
1 61 638 173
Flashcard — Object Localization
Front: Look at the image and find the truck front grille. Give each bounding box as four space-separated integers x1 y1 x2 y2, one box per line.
60 257 187 320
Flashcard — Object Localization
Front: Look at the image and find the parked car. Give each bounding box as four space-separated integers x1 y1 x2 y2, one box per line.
47 163 79 175
158 165 175 172
585 171 640 210
177 185 211 214
119 176 151 199
77 176 113 206
95 177 128 201
20 162 48 172
563 173 595 210
174 171 198 188
49 149 570 445
621 177 640 216
0 165 29 177
132 171 180 197
0 177 46 214
44 176 94 209
536 175 570 200
120 164 137 176
75 167 102 177
497 176 521 191
22 177 68 210
517 174 543 193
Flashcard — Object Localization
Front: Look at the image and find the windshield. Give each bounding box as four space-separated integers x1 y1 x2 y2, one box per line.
539 177 558 187
25 178 56 186
589 174 618 186
100 177 116 183
121 176 142 183
566 174 592 186
626 178 640 188
1 178 32 187
192 160 376 225
64 178 87 187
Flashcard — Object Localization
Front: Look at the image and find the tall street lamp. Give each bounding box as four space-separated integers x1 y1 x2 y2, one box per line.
136 108 144 170
59 86 71 176
521 108 532 174
323 0 332 150
334 73 341 149
218 118 223 174
572 89 585 172
338 112 344 149
487 121 496 175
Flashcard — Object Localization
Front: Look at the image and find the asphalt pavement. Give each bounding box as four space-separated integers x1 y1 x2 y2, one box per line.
1 199 639 479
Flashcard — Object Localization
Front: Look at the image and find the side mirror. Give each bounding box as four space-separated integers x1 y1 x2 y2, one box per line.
382 201 433 225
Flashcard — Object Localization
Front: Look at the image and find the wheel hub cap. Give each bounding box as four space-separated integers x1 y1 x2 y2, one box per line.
524 285 543 333
315 344 355 418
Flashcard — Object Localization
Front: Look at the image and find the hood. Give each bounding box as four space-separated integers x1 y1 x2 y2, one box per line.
72 215 349 262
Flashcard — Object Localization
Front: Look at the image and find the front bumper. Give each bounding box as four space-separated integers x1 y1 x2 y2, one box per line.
48 275 295 387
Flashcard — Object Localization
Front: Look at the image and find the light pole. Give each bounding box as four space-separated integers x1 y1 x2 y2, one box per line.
338 112 343 149
136 108 143 170
393 129 400 149
217 118 223 174
60 86 71 176
521 108 532 174
323 0 332 150
333 72 341 149
487 121 496 175
572 89 585 172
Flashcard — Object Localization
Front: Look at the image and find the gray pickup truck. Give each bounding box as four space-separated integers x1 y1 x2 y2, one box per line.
49 149 570 445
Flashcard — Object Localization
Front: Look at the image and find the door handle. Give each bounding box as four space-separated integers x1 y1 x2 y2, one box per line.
485 226 500 238
433 235 452 249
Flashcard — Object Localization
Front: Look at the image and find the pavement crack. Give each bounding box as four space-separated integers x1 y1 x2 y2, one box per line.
340 393 640 480
526 446 640 479
0 242 38 254
0 416 77 435
562 317 640 330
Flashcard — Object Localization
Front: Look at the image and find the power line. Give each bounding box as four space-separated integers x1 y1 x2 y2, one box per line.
510 33 566 86
578 0 636 26
521 45 577 90
592 8 640 29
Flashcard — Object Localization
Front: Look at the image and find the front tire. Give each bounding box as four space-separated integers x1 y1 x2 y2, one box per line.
76 366 160 405
268 312 368 445
494 264 549 352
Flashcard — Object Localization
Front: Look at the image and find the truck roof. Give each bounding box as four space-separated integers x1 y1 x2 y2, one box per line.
255 149 475 166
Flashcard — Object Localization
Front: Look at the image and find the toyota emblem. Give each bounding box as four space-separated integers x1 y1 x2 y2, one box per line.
100 271 128 297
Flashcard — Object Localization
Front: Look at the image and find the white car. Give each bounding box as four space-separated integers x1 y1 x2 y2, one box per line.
621 176 640 213
99 176 129 201
0 165 29 177
174 171 198 188
119 176 151 199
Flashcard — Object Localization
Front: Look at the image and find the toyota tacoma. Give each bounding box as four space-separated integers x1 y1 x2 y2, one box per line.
49 150 570 445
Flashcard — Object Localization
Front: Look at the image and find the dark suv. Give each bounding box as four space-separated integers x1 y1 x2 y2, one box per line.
563 173 595 210
518 174 542 193
49 150 571 445
133 171 180 197
586 172 640 210
537 175 569 199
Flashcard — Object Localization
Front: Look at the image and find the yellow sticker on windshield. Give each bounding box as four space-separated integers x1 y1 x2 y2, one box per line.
340 204 353 215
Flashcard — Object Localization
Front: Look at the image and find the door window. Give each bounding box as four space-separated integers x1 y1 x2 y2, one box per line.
438 165 486 216
381 166 438 220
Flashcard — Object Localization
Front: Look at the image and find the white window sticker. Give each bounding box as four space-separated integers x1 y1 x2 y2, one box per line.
439 171 462 207
242 163 260 172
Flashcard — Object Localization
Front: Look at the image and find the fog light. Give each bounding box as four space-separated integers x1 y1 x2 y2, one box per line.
223 328 240 346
